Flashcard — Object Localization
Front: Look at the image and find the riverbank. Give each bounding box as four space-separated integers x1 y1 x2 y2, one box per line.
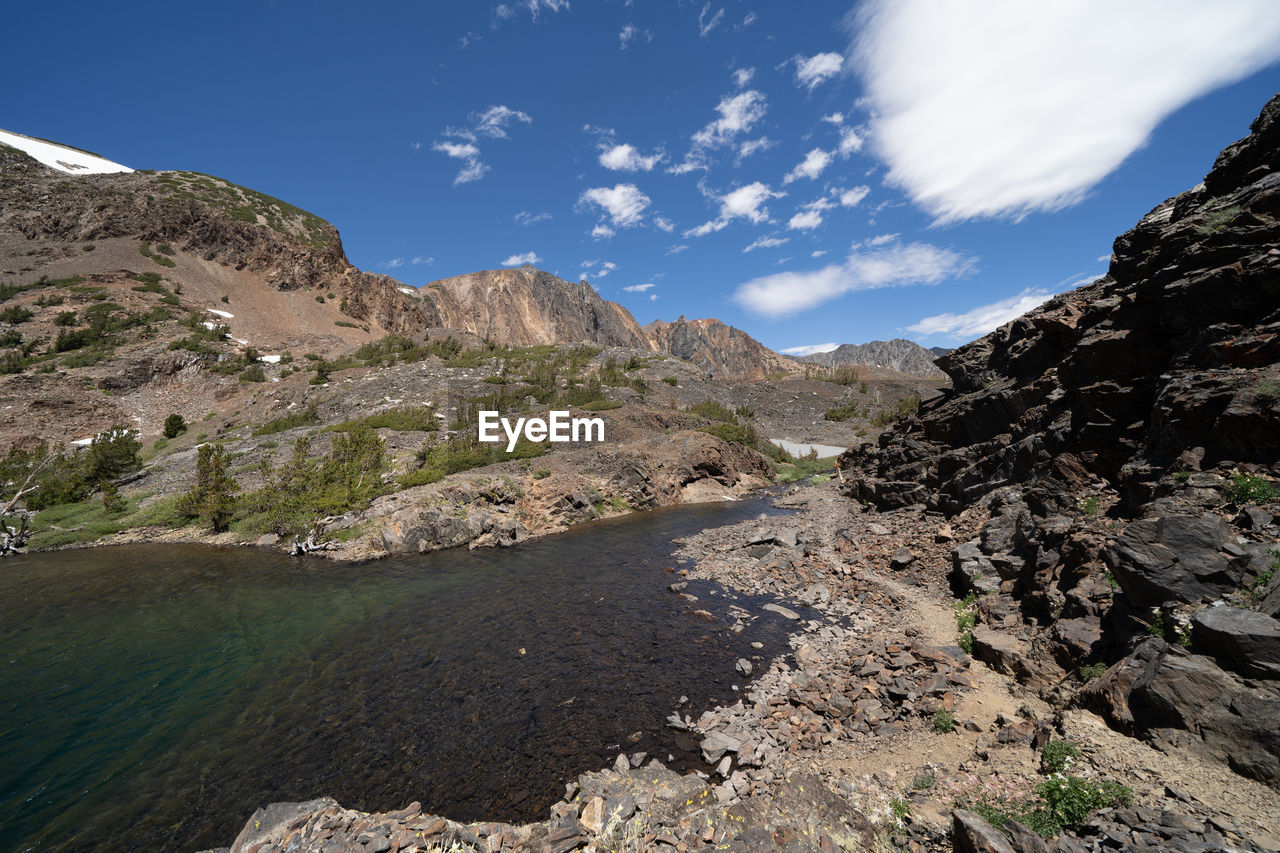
211 480 1280 853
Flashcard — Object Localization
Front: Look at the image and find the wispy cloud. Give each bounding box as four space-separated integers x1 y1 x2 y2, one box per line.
733 242 976 317
787 196 835 231
619 23 652 48
793 52 845 90
382 258 405 269
744 234 789 253
733 67 755 88
666 244 691 255
780 342 838 356
515 210 552 226
839 186 870 207
502 251 542 266
698 3 725 36
685 181 784 237
849 0 1280 223
671 88 768 173
580 260 618 279
432 141 487 185
907 288 1054 340
623 282 655 292
411 256 435 265
433 104 531 185
494 0 569 23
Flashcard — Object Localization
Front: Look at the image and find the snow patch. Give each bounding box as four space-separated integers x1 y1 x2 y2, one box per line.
230 337 249 346
206 308 234 319
259 355 282 364
70 437 94 446
0 129 133 175
769 438 846 458
398 287 417 295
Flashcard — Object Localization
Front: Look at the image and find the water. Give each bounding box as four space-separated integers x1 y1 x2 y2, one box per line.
0 497 807 852
769 438 847 458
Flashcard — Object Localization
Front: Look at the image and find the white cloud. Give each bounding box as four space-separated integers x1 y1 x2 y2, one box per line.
649 293 659 301
591 224 616 239
503 251 542 266
793 52 845 90
839 185 870 207
515 210 551 225
698 3 725 36
411 256 435 265
737 137 773 160
666 244 691 255
580 260 618 279
654 216 675 232
744 235 789 252
496 0 569 22
1098 254 1113 263
579 183 651 227
472 105 533 139
866 233 898 246
410 141 422 150
787 196 835 231
780 342 838 356
811 250 828 258
837 126 863 156
822 112 844 125
733 242 976 317
849 0 1280 223
907 288 1054 340
433 105 531 184
432 141 488 185
599 143 664 171
672 89 768 172
783 148 833 184
619 23 652 48
383 258 405 269
686 181 785 236
623 282 655 293
733 68 755 88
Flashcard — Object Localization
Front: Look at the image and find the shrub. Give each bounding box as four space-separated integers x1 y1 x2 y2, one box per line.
933 709 956 733
1226 469 1278 505
239 364 267 382
1035 775 1132 832
824 400 863 422
688 398 738 423
163 413 187 438
663 376 678 386
1 306 33 324
53 310 77 326
253 404 320 436
1077 496 1100 516
1079 662 1107 681
532 468 551 480
1041 740 1081 774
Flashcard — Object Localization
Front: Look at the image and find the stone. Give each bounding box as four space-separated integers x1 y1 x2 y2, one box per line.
579 797 605 834
867 522 890 535
613 753 630 773
762 603 801 621
700 731 741 764
736 658 753 676
1191 604 1280 679
1104 515 1245 607
952 810 1016 853
890 547 915 569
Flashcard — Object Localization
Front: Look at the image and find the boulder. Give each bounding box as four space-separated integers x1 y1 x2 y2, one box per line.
1192 604 1280 679
1104 515 1246 607
951 810 1016 853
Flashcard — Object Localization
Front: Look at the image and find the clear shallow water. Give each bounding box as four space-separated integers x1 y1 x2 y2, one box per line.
0 498 805 852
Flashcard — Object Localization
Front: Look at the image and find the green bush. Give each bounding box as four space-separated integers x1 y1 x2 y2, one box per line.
824 400 863 422
933 709 955 733
1226 469 1278 505
53 310 77 326
239 364 267 382
163 413 187 438
1041 740 1081 774
1079 662 1107 681
688 398 738 423
663 376 678 386
401 433 545 487
328 406 435 433
1 306 33 324
532 468 551 480
176 444 237 532
253 404 320 436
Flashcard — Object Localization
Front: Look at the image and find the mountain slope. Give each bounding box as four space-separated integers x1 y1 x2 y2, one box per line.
643 316 800 382
0 128 133 175
799 339 946 379
420 267 650 349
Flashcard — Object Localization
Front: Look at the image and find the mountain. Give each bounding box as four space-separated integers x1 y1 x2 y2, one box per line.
420 267 650 349
643 316 800 381
799 338 946 379
842 91 1280 789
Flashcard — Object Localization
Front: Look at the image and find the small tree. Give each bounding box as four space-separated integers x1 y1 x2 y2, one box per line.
177 444 237 532
163 413 187 439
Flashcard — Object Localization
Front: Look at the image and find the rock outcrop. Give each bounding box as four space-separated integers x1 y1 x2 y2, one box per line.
644 316 800 382
801 339 947 380
842 93 1280 791
421 267 651 349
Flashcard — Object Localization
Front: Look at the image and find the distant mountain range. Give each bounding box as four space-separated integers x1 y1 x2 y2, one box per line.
799 339 949 379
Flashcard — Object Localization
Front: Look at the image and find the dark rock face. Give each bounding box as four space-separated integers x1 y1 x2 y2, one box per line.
841 92 1280 794
841 93 1280 515
800 339 947 380
643 316 799 382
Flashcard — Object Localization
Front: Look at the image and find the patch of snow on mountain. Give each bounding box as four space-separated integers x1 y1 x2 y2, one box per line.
0 129 133 175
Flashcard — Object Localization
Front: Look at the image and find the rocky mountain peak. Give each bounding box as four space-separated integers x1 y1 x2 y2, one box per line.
799 338 946 379
642 316 799 382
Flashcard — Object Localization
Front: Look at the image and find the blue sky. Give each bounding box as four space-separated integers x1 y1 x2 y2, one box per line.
5 1 1280 355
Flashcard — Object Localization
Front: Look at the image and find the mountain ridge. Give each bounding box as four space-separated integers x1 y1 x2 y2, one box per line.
799 338 946 379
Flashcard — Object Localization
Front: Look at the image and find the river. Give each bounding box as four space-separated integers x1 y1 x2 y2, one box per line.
0 496 807 852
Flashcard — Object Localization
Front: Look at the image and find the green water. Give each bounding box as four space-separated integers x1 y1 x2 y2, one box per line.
0 498 802 851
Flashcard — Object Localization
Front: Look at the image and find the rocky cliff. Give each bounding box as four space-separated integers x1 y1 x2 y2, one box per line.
420 267 650 349
800 339 946 380
644 316 800 382
842 93 1280 791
